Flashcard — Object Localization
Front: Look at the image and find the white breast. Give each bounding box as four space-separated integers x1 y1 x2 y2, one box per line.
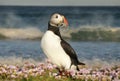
41 31 71 69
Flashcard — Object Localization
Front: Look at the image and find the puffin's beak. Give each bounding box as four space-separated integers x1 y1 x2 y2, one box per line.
62 16 68 27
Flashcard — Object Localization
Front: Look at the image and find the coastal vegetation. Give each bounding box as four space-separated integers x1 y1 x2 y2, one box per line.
0 60 119 81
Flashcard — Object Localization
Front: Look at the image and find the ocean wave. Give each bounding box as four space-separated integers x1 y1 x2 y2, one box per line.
70 26 120 41
0 27 43 40
0 27 74 40
0 26 120 40
0 26 78 40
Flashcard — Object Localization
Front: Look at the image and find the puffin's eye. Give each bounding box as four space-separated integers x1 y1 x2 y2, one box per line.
56 15 58 18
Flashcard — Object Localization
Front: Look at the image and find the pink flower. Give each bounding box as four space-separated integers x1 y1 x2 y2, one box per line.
38 69 44 75
24 74 28 78
47 64 54 70
1 67 7 73
52 73 58 76
67 69 76 77
8 65 17 69
11 74 17 78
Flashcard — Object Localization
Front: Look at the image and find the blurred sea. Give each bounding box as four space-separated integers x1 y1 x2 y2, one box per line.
0 6 120 66
0 6 120 39
0 40 120 67
0 6 120 28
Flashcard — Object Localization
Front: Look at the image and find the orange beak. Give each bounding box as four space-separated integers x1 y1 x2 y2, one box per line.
63 17 69 27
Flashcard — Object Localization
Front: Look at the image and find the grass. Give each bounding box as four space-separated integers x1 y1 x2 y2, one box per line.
0 76 86 81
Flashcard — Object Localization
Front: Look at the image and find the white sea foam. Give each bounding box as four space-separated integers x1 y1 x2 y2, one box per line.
0 27 43 39
0 56 43 65
83 58 120 68
0 26 120 40
60 26 120 39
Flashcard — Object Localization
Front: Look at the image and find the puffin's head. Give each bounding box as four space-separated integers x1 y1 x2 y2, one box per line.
49 13 68 28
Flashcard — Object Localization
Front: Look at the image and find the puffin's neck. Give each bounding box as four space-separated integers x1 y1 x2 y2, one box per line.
48 23 62 39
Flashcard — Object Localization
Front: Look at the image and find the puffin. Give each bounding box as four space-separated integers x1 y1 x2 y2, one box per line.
41 13 85 71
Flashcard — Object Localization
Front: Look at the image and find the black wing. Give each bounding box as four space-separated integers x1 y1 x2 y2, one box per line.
60 39 85 65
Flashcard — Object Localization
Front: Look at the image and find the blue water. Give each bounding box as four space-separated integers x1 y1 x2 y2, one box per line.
0 40 120 65
0 6 120 30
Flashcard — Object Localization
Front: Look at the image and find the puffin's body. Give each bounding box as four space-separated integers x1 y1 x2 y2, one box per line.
41 13 85 70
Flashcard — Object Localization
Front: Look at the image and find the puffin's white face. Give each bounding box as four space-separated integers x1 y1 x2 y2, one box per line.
49 13 68 27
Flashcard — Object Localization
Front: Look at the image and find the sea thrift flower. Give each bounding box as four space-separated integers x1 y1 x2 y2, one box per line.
67 69 76 77
24 74 28 78
47 63 54 70
1 67 7 73
11 74 17 78
55 75 61 79
0 60 119 80
8 65 17 69
52 73 58 77
37 69 44 75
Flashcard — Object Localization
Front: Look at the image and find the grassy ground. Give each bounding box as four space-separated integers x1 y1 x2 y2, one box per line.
0 74 93 81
